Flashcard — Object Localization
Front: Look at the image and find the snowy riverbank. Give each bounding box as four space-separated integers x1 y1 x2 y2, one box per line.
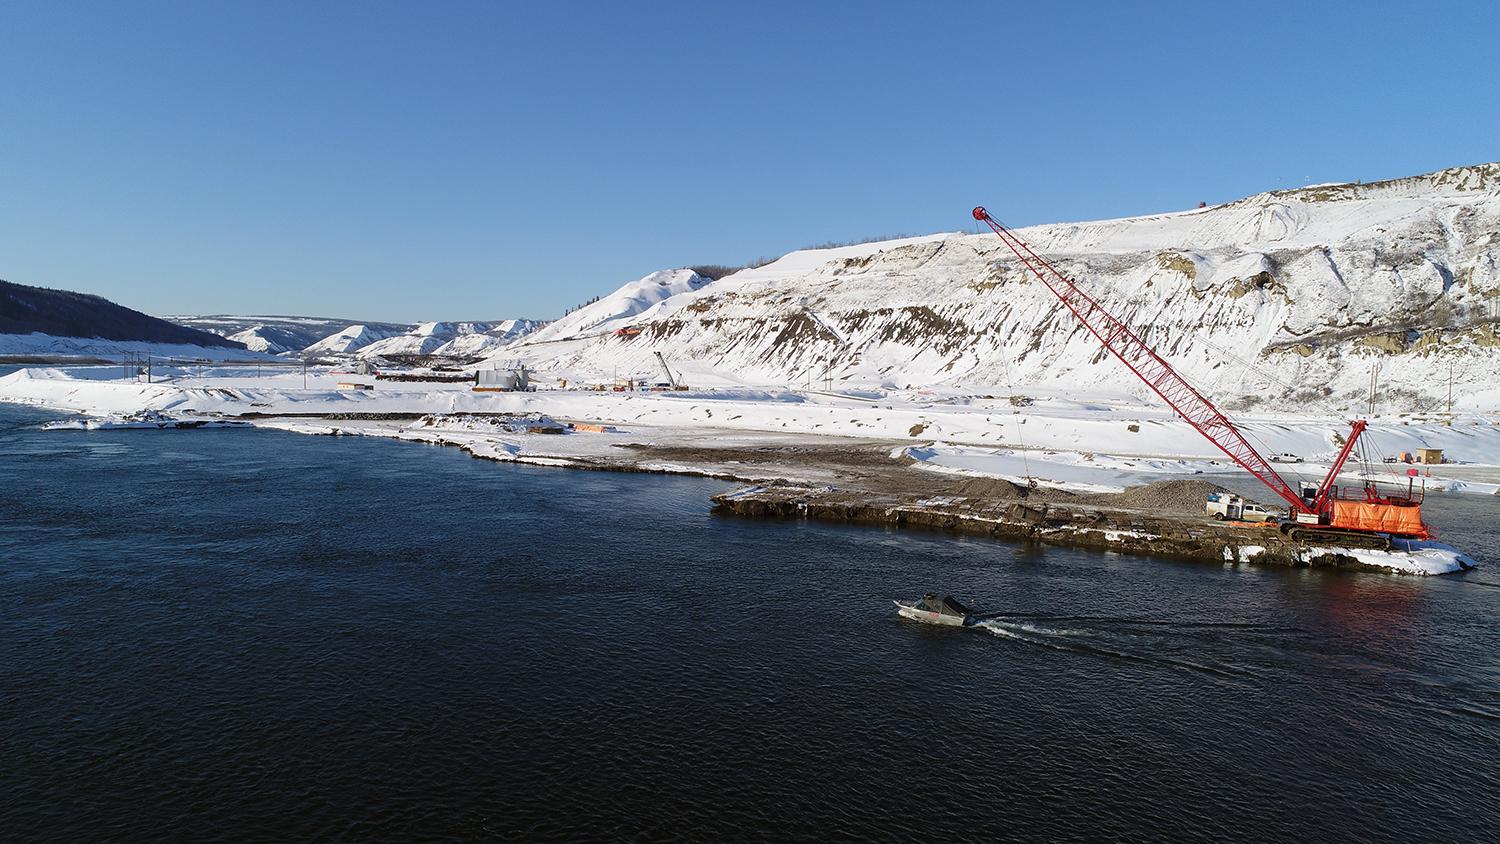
2 364 1494 576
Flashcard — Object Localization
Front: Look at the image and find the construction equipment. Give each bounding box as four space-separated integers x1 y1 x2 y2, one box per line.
1205 493 1278 523
653 351 686 391
971 206 1428 548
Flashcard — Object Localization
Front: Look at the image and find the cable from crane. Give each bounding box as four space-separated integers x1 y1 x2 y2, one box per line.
999 346 1036 488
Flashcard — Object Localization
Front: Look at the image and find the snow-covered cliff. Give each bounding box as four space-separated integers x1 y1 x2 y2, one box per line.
495 164 1500 411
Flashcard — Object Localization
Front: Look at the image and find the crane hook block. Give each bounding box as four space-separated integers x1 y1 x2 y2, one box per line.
971 206 990 221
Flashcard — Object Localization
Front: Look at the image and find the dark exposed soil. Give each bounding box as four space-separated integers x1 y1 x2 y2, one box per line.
616 439 1234 517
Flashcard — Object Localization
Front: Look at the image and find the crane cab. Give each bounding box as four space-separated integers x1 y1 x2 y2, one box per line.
1293 483 1323 525
1289 480 1429 538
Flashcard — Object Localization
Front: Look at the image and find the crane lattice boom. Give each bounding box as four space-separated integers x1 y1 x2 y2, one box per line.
971 206 1312 513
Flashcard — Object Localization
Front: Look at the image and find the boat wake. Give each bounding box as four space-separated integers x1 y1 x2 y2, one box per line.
976 616 1264 681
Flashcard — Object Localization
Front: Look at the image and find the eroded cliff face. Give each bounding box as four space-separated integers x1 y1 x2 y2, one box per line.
503 163 1500 411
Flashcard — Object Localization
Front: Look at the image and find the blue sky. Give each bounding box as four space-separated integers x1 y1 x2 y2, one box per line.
2 1 1496 323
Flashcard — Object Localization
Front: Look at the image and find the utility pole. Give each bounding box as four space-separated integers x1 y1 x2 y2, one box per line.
1448 363 1454 424
147 352 152 384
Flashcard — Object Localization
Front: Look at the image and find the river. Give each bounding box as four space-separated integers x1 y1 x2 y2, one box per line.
1 394 1496 842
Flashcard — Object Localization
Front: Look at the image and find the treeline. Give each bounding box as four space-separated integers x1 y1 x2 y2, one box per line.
0 278 242 348
688 259 774 280
562 295 602 316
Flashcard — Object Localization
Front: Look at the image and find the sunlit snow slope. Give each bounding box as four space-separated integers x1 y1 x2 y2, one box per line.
498 164 1500 411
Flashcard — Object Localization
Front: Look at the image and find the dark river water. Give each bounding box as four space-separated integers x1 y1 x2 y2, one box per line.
1 393 1497 842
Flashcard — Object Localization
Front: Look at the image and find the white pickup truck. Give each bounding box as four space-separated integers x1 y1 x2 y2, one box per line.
1205 492 1279 522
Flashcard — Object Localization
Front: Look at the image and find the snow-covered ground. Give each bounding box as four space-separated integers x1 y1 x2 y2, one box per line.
899 444 1220 494
4 364 1497 491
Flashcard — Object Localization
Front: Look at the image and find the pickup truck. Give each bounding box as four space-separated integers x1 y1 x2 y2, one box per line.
1205 492 1278 523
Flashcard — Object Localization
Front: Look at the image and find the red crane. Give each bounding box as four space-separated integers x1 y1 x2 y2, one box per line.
971 206 1429 545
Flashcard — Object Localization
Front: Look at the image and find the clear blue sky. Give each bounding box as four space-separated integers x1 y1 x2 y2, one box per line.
2 0 1496 323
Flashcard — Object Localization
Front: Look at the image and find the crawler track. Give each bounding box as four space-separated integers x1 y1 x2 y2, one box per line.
1280 525 1392 551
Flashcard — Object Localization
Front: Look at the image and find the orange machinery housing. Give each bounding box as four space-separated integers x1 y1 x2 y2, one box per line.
1328 500 1429 538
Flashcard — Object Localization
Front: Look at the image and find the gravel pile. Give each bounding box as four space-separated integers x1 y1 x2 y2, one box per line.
1089 479 1234 514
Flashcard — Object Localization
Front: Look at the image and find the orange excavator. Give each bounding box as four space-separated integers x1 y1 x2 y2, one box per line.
971 206 1429 550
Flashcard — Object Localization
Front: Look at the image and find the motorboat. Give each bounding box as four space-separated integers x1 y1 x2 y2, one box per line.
894 593 974 627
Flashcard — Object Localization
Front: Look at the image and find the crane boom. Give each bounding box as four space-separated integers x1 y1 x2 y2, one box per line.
654 351 681 389
971 206 1312 514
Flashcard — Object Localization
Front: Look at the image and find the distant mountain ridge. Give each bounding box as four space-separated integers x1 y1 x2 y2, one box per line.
169 314 548 358
1 279 243 349
168 314 412 353
356 319 548 359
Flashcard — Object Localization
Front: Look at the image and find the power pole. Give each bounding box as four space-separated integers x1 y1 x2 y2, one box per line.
147 352 152 384
1448 363 1454 424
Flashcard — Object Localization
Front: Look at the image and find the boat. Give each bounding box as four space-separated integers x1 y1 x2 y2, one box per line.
894 593 974 627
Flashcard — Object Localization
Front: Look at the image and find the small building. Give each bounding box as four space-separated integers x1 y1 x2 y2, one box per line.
1417 447 1444 465
474 366 530 392
336 382 374 391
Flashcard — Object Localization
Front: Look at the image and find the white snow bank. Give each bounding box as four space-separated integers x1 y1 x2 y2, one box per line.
900 443 1220 493
1302 540 1477 576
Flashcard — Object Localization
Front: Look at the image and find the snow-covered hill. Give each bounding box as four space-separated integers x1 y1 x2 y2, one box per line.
357 321 539 359
171 315 541 358
303 323 412 357
2 280 245 352
224 326 300 354
168 315 410 352
431 319 547 357
518 269 713 345
497 164 1500 412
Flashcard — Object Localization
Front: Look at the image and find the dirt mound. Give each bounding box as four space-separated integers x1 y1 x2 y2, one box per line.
948 475 1087 502
1089 478 1234 514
